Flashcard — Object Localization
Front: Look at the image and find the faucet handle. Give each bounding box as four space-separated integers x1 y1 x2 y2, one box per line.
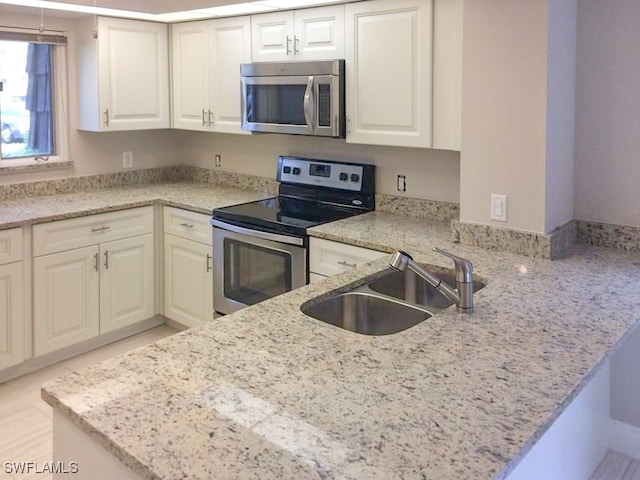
433 247 473 283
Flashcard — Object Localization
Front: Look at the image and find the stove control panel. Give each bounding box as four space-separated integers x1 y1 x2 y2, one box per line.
277 156 367 192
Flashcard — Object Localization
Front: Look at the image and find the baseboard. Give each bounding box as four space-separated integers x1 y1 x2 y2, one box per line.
610 419 640 460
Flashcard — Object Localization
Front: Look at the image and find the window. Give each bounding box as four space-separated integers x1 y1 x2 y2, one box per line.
0 29 68 167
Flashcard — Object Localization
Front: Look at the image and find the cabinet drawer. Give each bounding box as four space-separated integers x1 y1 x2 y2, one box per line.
309 238 386 277
33 206 154 257
163 207 212 245
0 228 22 265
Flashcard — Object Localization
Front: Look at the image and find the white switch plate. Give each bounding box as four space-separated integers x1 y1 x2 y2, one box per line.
122 151 133 169
491 194 508 222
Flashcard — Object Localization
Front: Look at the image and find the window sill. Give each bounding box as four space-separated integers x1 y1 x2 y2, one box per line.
0 157 73 175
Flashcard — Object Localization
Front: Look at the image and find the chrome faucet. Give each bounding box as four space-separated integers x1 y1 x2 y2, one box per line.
389 248 474 313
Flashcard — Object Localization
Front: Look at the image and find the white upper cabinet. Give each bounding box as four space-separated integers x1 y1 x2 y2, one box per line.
171 21 209 132
77 17 170 132
345 0 433 148
251 5 344 62
171 17 251 133
433 0 463 151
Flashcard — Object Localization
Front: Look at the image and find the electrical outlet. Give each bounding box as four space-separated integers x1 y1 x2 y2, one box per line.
397 174 406 192
490 194 508 222
215 154 222 168
122 151 133 169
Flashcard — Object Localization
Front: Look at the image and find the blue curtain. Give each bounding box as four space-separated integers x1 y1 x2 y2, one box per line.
25 43 53 154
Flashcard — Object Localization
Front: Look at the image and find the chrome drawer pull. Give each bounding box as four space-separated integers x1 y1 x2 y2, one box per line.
180 222 194 229
206 254 212 273
338 260 357 269
91 226 110 233
104 250 109 269
94 252 99 272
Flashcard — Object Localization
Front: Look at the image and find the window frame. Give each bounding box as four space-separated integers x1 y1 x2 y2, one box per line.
0 28 71 173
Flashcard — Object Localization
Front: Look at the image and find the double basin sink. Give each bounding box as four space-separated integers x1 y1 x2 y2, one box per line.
301 266 484 336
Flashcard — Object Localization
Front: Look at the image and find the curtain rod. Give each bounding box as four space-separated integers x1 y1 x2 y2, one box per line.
0 25 67 44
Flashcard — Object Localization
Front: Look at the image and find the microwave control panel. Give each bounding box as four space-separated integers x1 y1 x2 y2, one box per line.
278 157 365 192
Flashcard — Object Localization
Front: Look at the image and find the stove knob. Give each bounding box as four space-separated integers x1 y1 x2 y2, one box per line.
350 173 360 182
339 172 348 181
283 166 291 174
292 167 301 175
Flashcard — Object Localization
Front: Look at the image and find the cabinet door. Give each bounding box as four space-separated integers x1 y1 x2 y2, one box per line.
99 234 155 334
171 21 211 131
33 246 100 357
294 5 344 60
345 0 433 148
0 262 23 369
98 17 170 130
251 11 295 62
164 235 213 328
209 16 252 134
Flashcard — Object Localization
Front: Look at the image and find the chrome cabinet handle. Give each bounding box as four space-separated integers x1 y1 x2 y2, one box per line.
286 35 292 55
104 250 109 269
104 108 109 126
202 109 207 126
206 254 212 273
208 110 213 127
94 252 99 272
91 226 110 233
294 36 300 55
338 260 357 269
180 222 194 229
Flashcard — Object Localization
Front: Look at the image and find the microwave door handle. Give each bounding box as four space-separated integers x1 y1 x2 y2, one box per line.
303 76 315 132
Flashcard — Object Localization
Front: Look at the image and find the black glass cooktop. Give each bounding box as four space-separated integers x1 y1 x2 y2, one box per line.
213 196 361 237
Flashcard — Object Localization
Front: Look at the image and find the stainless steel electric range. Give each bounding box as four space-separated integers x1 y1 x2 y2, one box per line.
211 155 375 315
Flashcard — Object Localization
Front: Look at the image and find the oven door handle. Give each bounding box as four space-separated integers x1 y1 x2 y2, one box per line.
211 219 304 247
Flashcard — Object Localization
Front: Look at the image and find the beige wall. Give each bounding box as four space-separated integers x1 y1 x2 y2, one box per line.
574 0 640 228
460 1 549 233
183 131 461 203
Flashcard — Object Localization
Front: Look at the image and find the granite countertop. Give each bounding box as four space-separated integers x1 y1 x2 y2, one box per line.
0 181 272 229
31 186 640 479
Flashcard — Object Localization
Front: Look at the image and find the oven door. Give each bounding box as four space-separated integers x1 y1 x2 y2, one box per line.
212 220 307 315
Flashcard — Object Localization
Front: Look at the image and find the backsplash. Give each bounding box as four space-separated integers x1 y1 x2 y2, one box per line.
1 166 637 258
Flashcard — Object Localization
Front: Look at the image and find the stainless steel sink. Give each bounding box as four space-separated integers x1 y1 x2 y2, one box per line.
367 268 485 311
301 291 432 336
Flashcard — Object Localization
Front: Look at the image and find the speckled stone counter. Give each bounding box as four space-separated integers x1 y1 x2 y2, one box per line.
0 181 271 229
40 203 640 479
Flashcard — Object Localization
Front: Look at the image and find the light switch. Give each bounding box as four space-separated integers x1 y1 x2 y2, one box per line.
491 194 508 222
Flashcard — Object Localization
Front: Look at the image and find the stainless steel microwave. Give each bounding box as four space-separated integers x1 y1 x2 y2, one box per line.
240 59 345 138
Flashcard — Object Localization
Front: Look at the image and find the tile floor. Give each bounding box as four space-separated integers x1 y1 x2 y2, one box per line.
0 325 177 480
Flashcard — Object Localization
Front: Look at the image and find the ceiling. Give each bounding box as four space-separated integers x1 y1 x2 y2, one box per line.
0 0 349 22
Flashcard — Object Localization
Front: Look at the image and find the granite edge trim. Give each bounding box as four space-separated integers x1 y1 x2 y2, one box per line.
576 220 640 252
451 220 577 260
375 193 459 222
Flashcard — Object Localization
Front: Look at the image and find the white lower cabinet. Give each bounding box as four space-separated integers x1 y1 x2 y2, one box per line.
309 237 386 280
0 260 24 369
32 207 155 357
163 207 213 328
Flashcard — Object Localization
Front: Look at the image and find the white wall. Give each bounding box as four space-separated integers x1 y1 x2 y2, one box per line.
574 0 640 228
544 0 576 233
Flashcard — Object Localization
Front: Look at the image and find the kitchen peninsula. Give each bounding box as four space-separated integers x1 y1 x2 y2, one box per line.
31 182 640 480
